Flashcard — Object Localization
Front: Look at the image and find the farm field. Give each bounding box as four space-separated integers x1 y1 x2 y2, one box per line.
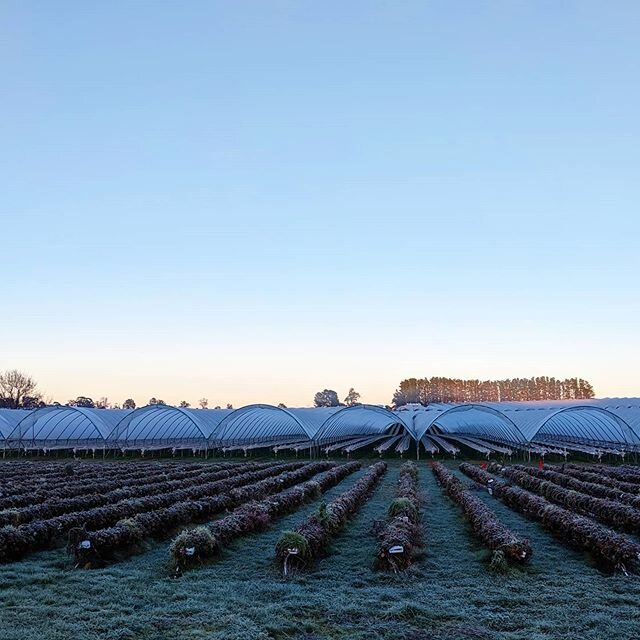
1 459 640 640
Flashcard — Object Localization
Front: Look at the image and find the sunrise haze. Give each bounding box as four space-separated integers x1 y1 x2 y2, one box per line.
2 1 639 406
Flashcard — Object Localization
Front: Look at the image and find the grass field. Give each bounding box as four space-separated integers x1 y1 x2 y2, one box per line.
1 459 639 640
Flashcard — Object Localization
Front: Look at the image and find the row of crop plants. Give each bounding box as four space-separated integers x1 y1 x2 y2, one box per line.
0 460 208 491
501 464 640 509
0 461 228 509
5 459 640 575
487 463 640 536
274 461 388 575
75 461 338 567
559 464 640 495
0 461 306 563
432 461 532 570
460 463 640 575
374 461 423 571
169 461 363 573
0 462 275 525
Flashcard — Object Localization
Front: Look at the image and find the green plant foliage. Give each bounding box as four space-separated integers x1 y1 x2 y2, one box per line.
275 531 310 560
388 497 418 522
489 549 508 573
169 526 218 570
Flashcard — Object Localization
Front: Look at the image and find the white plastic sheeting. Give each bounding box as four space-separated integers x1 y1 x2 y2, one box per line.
0 409 31 443
313 404 411 443
8 407 131 450
403 399 640 447
3 398 640 451
108 405 233 449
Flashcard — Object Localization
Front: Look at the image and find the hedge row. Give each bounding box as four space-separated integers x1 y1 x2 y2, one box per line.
275 462 387 574
432 462 531 569
493 463 640 511
0 461 305 563
375 461 422 572
71 461 338 567
460 463 640 574
0 462 272 525
169 462 360 573
487 464 640 535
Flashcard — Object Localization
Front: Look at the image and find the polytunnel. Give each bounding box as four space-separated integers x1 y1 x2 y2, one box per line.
404 399 640 452
0 409 31 450
408 404 527 443
2 398 640 455
469 400 640 447
108 405 233 450
213 404 331 448
527 406 640 447
313 404 412 444
8 407 132 451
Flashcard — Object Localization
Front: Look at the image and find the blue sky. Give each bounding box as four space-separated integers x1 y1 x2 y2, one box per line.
1 1 639 406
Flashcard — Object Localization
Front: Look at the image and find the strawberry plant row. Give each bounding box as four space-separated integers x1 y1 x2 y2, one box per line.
275 462 387 574
0 462 273 526
588 464 640 485
0 462 238 509
487 464 640 535
0 461 209 496
0 461 304 563
492 463 640 510
72 461 338 567
432 462 531 569
460 463 640 574
375 461 422 572
0 459 203 481
169 462 360 573
558 465 640 495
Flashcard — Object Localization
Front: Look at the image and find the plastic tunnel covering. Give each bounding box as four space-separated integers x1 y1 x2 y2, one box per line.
404 400 640 448
532 406 640 446
108 405 233 450
8 407 132 450
408 404 528 443
213 404 322 446
313 404 412 444
0 409 31 446
1 398 640 451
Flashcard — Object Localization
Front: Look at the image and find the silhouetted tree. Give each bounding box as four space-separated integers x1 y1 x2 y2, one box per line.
199 398 209 409
96 397 109 409
21 396 45 409
148 398 166 406
226 403 233 410
0 369 41 408
179 400 191 408
123 398 136 410
314 389 340 407
277 403 287 409
68 396 95 408
344 388 361 407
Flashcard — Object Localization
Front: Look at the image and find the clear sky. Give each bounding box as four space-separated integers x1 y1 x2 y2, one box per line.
1 1 639 407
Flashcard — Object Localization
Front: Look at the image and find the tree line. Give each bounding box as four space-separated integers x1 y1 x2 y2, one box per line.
313 388 361 407
0 369 597 412
391 376 595 406
0 370 235 411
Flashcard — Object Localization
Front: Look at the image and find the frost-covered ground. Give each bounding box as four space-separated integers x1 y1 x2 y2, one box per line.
1 459 639 640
